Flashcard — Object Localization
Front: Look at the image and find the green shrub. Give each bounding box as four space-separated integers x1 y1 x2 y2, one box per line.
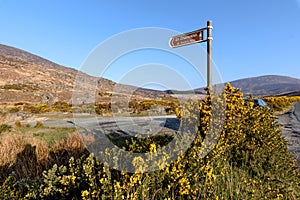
0 124 11 134
1 83 39 91
1 84 24 90
8 105 22 113
52 101 72 113
128 99 179 115
108 134 174 153
94 103 111 115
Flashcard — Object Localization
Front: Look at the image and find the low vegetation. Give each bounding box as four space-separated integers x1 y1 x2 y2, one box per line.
0 83 39 91
0 83 299 199
263 96 300 112
0 127 86 188
0 124 11 134
3 99 178 117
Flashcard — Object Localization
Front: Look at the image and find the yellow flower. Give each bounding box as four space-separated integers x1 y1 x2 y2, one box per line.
149 143 156 152
81 190 89 199
178 177 190 195
277 194 283 199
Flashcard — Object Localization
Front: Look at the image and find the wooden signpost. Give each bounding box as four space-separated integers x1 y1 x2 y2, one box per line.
169 21 213 89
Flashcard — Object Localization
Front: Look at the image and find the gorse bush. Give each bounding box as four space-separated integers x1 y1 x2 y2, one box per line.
108 134 174 153
263 96 300 111
23 104 50 114
6 100 178 116
52 101 72 113
7 102 67 114
0 83 300 199
129 99 179 114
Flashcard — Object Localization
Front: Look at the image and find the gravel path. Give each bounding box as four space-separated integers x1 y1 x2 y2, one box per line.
278 102 300 166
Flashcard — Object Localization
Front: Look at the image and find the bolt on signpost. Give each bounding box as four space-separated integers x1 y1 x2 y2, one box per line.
169 20 213 91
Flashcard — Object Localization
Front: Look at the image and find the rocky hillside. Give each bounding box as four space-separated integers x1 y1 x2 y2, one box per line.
0 44 167 104
1 44 299 104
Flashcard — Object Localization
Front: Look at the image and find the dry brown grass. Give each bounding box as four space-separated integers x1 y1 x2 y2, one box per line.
34 120 44 127
0 130 87 182
78 132 96 146
52 132 85 152
0 113 19 124
14 120 22 127
29 137 50 162
0 134 24 167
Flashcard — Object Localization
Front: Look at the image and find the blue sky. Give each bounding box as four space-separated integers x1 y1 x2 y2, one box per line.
1 0 300 89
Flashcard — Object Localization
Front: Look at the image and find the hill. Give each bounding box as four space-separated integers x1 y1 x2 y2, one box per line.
0 44 167 104
193 75 300 97
1 44 299 103
229 75 300 96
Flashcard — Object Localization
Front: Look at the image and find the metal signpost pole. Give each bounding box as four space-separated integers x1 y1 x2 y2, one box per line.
207 20 213 90
169 20 213 91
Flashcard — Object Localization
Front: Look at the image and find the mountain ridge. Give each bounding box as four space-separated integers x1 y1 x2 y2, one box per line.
0 44 167 104
0 44 73 72
229 75 300 96
1 44 299 104
175 75 300 96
